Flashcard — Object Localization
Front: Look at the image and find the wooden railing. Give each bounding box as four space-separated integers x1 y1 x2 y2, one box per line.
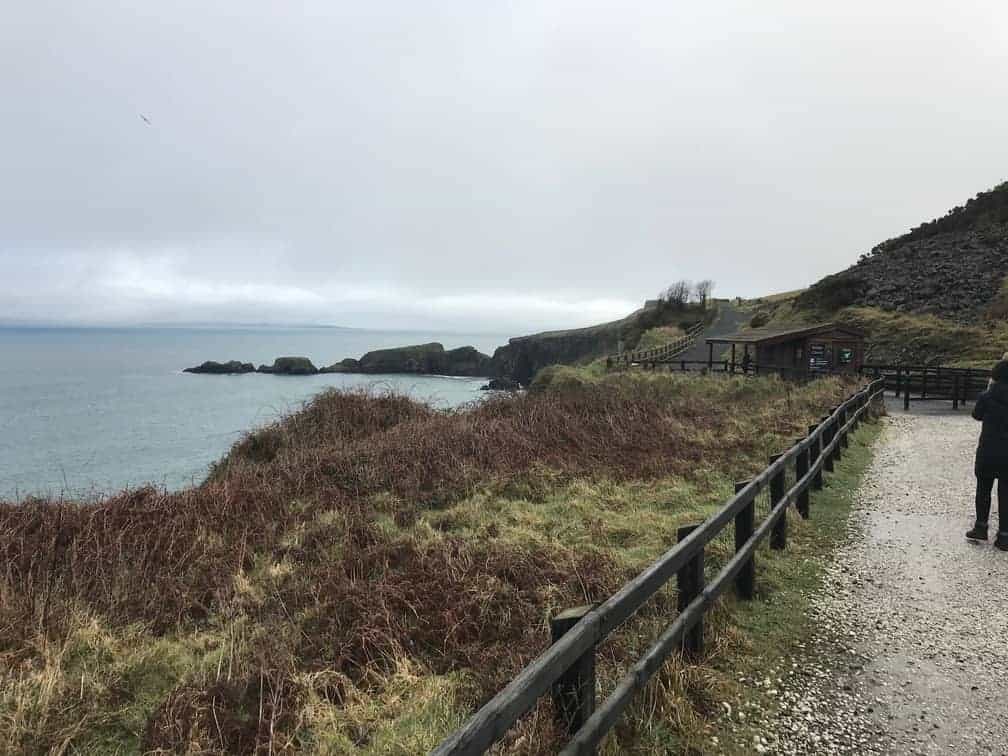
433 379 886 755
861 364 990 410
608 322 706 369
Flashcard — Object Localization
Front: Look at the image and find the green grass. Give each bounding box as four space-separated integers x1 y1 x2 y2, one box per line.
740 290 1008 368
634 325 686 351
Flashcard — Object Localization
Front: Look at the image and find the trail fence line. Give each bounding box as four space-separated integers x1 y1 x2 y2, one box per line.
433 379 887 755
608 321 706 369
861 364 990 410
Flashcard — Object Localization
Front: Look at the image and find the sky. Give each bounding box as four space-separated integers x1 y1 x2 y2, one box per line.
2 1 1007 333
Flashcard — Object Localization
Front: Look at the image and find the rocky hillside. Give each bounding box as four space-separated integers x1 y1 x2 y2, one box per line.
797 182 1008 322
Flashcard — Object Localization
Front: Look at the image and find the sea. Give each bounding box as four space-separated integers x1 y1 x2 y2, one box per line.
0 326 508 500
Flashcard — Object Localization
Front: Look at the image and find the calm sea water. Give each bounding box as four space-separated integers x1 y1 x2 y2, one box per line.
0 326 507 500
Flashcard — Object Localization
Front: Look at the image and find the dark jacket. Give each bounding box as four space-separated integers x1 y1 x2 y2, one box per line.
973 381 1008 474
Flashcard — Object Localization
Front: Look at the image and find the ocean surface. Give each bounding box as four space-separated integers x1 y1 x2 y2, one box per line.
0 326 508 500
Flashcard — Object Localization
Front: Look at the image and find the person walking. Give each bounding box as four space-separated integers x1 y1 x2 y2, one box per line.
968 359 1008 548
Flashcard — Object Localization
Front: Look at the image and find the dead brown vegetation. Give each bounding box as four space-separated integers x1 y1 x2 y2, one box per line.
0 376 859 752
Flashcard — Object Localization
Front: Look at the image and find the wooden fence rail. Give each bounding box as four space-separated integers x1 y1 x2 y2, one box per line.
433 378 886 755
608 321 706 369
861 364 990 410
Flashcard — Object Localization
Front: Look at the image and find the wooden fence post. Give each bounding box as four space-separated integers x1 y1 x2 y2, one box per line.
953 373 960 410
677 525 704 657
769 454 787 550
808 424 823 490
922 366 928 399
822 415 835 473
550 606 596 739
839 407 849 450
904 377 911 411
795 439 810 519
830 409 843 464
733 481 755 600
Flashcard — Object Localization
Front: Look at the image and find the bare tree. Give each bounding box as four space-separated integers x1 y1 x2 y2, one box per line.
694 279 715 307
659 280 691 308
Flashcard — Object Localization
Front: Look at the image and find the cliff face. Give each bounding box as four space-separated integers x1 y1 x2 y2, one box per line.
490 303 710 385
490 329 621 385
798 182 1008 322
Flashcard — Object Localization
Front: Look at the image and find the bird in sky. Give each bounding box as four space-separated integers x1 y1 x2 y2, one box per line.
139 114 152 125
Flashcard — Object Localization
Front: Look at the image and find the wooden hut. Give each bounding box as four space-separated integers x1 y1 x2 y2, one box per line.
706 323 866 377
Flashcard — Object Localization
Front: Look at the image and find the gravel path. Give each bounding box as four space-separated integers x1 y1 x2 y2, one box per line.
752 402 1008 755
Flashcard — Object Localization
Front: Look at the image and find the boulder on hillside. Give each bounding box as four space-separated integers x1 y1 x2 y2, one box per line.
319 358 360 374
184 360 256 374
257 357 318 375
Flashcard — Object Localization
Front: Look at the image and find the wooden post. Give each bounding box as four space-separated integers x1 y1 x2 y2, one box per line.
921 366 928 399
809 424 823 490
550 606 596 738
733 481 755 600
769 454 787 550
822 415 835 473
953 373 960 410
904 379 911 411
708 341 714 370
677 525 704 657
681 360 686 372
731 343 736 375
795 439 810 518
839 407 849 451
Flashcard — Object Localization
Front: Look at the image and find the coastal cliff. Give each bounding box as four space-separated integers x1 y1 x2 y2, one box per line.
490 302 711 385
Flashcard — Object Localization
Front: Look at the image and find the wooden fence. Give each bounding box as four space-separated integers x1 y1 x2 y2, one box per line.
861 364 990 410
433 378 886 755
608 322 706 369
634 359 831 381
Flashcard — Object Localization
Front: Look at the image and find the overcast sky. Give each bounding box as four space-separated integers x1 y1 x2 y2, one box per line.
2 1 1006 332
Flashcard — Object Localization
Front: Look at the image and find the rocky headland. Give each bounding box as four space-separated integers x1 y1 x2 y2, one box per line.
185 302 711 385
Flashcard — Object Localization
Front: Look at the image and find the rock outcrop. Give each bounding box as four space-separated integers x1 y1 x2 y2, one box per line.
257 357 318 375
319 358 360 374
351 343 492 376
184 360 256 374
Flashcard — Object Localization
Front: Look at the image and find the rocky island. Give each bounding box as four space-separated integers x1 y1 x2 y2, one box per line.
183 360 256 374
184 299 711 385
184 344 493 379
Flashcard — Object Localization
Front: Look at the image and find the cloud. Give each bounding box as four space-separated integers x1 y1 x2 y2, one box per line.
2 1 1007 330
